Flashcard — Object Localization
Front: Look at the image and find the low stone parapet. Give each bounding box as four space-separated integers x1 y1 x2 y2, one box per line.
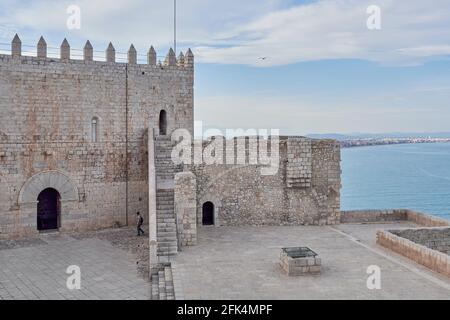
377 229 450 278
341 209 450 226
340 210 407 224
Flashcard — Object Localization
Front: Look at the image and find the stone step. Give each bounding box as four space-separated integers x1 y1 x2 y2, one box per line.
158 244 178 250
157 196 174 200
157 220 175 224
158 240 177 245
157 226 176 231
156 194 174 198
157 220 176 224
156 169 175 172
158 228 176 234
156 201 174 205
156 168 175 172
156 146 174 151
156 153 174 157
157 222 176 227
157 174 175 178
156 195 174 200
157 190 174 194
157 230 177 237
157 211 174 216
157 212 175 216
157 210 175 214
157 205 174 209
157 250 177 256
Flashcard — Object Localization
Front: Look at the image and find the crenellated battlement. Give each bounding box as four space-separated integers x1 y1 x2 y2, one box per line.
4 34 194 69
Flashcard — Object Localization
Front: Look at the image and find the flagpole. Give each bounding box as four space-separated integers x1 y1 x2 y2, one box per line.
174 0 177 54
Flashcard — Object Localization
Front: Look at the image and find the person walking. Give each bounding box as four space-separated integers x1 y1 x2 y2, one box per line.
136 212 145 236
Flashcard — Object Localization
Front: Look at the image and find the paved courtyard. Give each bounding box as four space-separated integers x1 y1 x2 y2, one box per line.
172 222 450 300
0 231 150 300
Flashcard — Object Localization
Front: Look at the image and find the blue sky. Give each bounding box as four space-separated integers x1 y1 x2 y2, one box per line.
1 0 450 134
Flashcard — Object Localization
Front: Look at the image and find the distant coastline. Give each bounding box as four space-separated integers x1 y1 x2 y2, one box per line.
340 138 450 148
306 132 450 149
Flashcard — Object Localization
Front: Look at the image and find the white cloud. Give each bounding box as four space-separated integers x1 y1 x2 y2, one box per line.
0 0 283 59
1 0 449 66
196 0 450 66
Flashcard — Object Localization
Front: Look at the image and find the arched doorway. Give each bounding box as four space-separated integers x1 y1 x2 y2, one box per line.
159 110 167 135
202 202 214 226
37 188 61 231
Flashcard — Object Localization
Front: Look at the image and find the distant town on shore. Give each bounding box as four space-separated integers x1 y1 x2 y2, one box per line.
306 132 450 148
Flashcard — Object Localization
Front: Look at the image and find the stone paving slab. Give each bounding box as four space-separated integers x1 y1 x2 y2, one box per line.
0 233 150 300
172 224 450 300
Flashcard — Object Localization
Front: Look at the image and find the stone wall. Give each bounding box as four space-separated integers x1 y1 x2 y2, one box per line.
174 172 197 246
390 228 450 255
406 210 450 227
286 138 312 188
377 229 450 278
341 209 450 226
341 210 408 223
0 39 194 239
189 137 341 226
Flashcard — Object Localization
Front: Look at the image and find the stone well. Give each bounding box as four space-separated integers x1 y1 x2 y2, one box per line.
280 247 321 276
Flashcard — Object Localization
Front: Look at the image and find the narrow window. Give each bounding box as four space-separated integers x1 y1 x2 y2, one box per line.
91 117 98 142
159 110 167 135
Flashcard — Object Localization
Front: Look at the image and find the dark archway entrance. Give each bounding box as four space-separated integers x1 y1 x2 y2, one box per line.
159 110 167 135
202 202 214 226
37 188 61 231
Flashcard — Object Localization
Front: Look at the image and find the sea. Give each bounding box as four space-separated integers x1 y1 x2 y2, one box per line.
341 142 450 221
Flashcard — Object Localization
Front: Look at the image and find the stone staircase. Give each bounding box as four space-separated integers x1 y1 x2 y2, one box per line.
150 136 182 300
156 189 178 256
155 136 176 184
155 136 179 257
150 264 175 300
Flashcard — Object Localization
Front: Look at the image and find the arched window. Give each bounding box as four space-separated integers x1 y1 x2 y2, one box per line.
91 117 99 142
159 110 167 135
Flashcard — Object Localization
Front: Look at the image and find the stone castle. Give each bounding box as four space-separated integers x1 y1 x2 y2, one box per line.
0 35 341 258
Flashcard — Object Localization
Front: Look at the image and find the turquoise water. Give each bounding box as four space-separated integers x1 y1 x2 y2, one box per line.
341 143 450 221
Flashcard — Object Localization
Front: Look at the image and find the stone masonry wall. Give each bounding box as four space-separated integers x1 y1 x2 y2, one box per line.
0 39 193 239
341 209 450 226
189 137 341 226
390 228 450 255
174 172 197 246
377 229 450 278
286 138 312 188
